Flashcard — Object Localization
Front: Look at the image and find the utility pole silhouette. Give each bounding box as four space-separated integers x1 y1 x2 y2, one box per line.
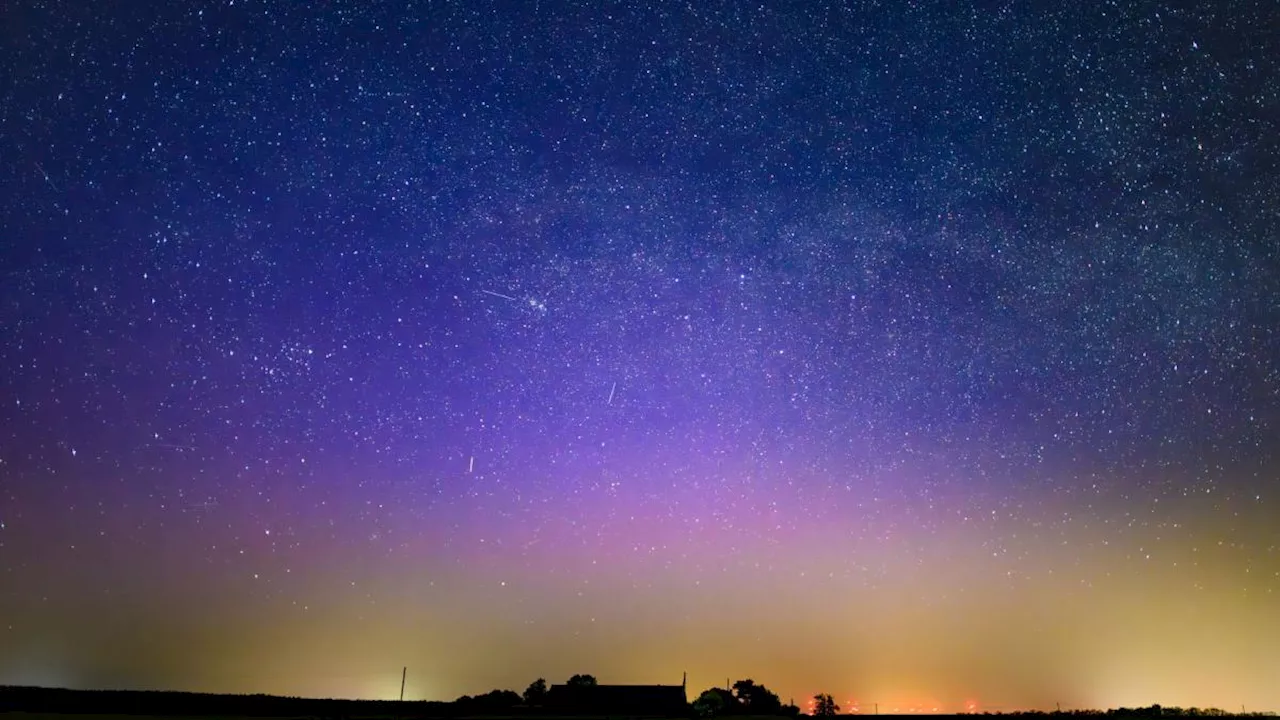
400 667 407 702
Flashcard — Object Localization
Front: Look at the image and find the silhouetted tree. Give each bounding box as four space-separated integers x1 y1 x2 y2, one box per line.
523 678 548 704
694 688 739 717
455 689 521 713
733 679 783 715
567 674 598 687
813 694 840 717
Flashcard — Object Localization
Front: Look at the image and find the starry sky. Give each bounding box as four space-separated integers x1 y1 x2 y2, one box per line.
2 0 1279 712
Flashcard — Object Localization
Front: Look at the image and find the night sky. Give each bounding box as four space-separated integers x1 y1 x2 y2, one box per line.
2 0 1279 712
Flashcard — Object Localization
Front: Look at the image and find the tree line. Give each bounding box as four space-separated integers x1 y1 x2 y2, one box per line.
4 682 1271 717
468 674 819 717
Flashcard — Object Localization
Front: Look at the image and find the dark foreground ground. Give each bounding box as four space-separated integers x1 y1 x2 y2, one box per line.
2 686 1269 719
0 713 975 719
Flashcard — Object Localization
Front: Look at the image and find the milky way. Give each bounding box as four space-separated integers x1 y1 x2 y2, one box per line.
1 0 1278 711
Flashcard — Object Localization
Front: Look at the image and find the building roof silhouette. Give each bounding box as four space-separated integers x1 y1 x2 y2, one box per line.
544 679 688 717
